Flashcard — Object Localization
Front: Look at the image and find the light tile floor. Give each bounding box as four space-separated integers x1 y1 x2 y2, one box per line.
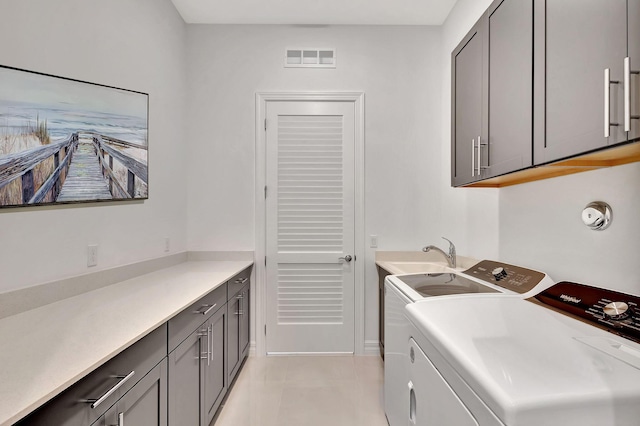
214 356 389 426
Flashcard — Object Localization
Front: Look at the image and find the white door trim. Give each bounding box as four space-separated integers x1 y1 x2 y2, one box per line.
255 92 365 356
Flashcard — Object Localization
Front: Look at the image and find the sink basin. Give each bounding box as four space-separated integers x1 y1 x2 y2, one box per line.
383 262 451 274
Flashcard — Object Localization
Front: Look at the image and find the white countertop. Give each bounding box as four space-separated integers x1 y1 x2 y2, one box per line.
0 260 252 426
375 250 479 275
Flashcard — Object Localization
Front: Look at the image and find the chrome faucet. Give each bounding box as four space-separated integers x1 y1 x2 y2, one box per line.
422 237 456 268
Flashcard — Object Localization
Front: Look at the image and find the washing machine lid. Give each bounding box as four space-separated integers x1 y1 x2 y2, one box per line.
406 295 640 426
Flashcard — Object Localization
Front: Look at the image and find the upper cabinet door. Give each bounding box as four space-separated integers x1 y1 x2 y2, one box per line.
630 0 640 141
486 0 533 178
451 22 486 187
535 0 628 165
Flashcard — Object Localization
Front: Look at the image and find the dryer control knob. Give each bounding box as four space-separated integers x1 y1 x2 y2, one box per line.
603 301 629 320
492 267 507 280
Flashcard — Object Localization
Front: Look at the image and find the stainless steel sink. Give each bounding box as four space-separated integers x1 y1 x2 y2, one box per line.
396 273 499 297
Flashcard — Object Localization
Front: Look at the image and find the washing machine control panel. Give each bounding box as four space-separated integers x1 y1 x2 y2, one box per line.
463 260 546 294
534 282 640 343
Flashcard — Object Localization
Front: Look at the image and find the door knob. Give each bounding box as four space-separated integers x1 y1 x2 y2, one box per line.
339 255 353 263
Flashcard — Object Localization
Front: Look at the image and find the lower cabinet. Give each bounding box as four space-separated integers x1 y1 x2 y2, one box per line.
168 296 228 426
203 306 227 425
377 266 392 359
164 267 252 425
16 265 252 426
228 283 250 383
15 325 167 426
168 329 202 426
98 359 168 426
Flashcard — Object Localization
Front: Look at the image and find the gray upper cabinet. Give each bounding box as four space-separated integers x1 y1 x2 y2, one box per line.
451 20 486 186
452 0 640 186
630 0 640 141
534 0 628 164
452 0 533 186
486 0 533 177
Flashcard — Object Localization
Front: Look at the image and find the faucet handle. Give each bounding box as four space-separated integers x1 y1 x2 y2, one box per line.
441 237 456 257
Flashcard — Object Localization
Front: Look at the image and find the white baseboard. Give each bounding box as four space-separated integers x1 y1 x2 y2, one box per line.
249 341 259 357
364 340 382 356
249 340 381 357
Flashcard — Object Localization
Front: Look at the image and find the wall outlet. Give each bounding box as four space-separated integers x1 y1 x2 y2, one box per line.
370 235 378 248
87 245 98 267
164 237 170 253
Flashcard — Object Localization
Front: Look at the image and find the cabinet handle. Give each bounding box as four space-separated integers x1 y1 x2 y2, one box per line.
476 136 481 176
624 57 640 132
199 326 210 365
85 371 135 409
605 68 620 137
470 138 475 177
235 277 248 284
476 136 488 176
235 311 245 316
208 324 212 366
118 412 124 426
625 58 631 132
195 303 217 316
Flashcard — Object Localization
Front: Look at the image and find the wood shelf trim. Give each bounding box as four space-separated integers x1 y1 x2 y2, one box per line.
463 142 640 188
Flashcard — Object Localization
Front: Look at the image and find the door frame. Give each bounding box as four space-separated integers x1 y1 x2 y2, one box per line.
254 92 365 356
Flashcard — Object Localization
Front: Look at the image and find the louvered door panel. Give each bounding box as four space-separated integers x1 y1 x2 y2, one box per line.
266 101 355 354
278 263 344 324
278 115 344 252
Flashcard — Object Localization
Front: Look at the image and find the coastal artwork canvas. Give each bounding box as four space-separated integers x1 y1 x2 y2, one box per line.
0 65 148 208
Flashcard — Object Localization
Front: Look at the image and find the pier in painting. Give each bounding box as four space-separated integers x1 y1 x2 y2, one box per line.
0 132 148 205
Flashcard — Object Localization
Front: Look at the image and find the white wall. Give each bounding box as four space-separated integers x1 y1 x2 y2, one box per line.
185 24 443 346
441 0 640 295
500 163 640 294
0 0 188 292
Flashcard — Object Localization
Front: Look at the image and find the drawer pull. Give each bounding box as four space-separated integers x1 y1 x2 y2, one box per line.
85 370 135 409
236 294 244 300
195 303 217 316
235 311 244 316
234 277 248 284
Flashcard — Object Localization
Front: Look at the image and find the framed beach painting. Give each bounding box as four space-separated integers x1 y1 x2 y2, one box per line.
0 65 148 208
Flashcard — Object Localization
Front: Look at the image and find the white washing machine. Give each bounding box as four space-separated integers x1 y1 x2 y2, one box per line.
405 282 640 426
384 260 554 426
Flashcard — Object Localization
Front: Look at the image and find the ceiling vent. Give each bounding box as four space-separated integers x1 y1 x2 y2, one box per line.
285 49 336 68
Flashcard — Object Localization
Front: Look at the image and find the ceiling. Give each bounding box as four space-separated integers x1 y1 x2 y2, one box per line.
170 0 458 25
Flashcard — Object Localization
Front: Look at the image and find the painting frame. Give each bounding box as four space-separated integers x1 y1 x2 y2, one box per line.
0 64 149 209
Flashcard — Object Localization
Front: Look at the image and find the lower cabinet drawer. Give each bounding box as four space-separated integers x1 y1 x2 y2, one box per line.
16 324 167 426
168 283 227 352
227 267 251 300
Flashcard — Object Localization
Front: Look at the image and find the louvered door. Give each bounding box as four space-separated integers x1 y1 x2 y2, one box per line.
265 101 355 354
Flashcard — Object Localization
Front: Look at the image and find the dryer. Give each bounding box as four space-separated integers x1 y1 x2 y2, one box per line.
405 282 640 426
